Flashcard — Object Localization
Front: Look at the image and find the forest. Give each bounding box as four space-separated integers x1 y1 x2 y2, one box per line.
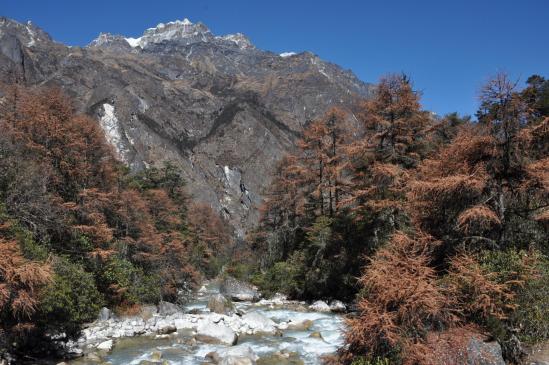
0 85 233 357
0 73 548 364
236 73 549 364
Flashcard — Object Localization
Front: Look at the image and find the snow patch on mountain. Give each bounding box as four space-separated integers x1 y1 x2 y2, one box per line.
311 56 331 80
125 37 141 48
100 104 127 161
26 23 36 46
280 52 296 58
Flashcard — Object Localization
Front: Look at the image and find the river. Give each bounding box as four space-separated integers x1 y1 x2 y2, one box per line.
67 282 345 365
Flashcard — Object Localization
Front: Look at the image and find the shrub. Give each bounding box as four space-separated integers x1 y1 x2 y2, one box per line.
445 251 515 323
513 255 549 344
253 251 306 298
226 262 257 282
0 205 49 261
39 258 103 336
99 257 161 306
481 249 549 345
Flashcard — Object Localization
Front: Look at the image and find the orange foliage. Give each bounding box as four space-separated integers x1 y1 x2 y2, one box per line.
445 251 516 321
406 127 502 245
188 202 233 258
296 107 349 217
70 188 115 249
0 227 51 327
343 74 431 220
5 86 117 199
456 205 501 234
343 232 451 364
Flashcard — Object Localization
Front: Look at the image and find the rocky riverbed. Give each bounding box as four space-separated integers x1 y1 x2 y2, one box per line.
62 281 347 365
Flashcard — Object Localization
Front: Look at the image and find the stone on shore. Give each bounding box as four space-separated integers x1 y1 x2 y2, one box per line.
98 307 111 321
157 301 180 316
329 300 346 313
96 339 113 351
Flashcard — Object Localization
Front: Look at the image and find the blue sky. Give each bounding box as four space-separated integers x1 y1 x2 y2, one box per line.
2 0 548 117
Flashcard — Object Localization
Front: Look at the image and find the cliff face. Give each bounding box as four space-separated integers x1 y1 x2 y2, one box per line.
0 17 374 237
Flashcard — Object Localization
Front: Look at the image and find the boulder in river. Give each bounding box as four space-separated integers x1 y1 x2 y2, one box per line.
309 331 323 339
210 346 258 365
241 311 276 334
220 276 260 302
208 293 235 315
196 321 238 345
150 351 162 361
220 356 254 365
139 361 169 365
309 300 331 312
257 350 304 365
286 319 313 331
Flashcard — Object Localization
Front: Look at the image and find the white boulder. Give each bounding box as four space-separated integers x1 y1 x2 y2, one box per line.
196 321 238 345
215 346 258 365
329 300 347 313
241 311 276 334
309 300 331 312
96 339 113 351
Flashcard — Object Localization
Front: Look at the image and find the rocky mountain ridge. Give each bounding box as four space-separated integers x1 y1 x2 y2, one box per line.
0 16 374 237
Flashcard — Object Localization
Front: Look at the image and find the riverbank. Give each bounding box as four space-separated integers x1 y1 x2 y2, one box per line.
62 280 347 365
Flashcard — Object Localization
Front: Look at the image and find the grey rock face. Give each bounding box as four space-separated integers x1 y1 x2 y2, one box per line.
0 17 374 237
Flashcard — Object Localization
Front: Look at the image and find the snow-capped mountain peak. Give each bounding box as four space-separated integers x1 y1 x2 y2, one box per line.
217 33 254 49
125 18 213 48
89 18 255 51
